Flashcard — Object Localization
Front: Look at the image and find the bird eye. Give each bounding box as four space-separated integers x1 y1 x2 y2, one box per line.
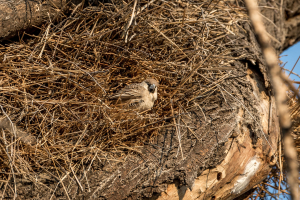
149 84 156 93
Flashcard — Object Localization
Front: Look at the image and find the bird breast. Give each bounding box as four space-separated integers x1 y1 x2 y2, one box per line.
152 87 158 101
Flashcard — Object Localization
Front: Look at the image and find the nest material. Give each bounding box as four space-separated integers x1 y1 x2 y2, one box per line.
289 91 300 161
0 0 252 187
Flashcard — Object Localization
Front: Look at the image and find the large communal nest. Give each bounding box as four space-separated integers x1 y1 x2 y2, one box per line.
0 0 249 185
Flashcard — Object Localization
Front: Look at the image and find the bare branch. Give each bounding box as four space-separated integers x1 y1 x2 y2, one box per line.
245 0 299 199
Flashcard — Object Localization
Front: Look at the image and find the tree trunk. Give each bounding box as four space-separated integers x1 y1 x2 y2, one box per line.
0 0 70 41
0 0 300 199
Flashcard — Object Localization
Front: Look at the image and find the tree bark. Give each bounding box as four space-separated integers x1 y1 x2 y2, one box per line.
0 0 68 41
1 0 300 199
284 0 300 50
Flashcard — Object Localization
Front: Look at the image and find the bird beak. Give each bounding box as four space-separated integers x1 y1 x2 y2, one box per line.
149 84 156 93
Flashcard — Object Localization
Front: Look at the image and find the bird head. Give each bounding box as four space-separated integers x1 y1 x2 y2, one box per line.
144 78 159 93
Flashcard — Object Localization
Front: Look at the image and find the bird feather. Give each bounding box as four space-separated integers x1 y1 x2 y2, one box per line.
110 83 147 100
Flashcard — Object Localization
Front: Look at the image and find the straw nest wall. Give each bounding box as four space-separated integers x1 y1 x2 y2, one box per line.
0 0 287 198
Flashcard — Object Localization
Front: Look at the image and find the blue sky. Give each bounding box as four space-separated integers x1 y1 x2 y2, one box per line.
280 41 300 83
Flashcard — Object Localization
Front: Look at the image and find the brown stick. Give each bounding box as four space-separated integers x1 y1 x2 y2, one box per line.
244 0 299 199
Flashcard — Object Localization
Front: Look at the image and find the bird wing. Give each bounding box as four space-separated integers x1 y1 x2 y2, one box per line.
127 99 145 109
110 83 147 100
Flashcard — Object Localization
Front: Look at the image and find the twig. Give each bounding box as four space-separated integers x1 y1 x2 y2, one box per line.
1 129 17 200
278 135 283 198
70 165 84 192
148 22 187 57
282 67 300 79
136 0 156 15
38 24 51 59
50 173 70 200
288 56 300 77
0 106 17 139
171 101 183 159
123 0 138 43
245 0 299 199
0 174 10 200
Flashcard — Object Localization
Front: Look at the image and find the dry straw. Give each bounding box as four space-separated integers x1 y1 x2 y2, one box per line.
1 0 295 198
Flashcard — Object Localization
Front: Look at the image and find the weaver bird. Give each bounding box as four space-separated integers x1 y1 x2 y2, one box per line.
110 78 159 111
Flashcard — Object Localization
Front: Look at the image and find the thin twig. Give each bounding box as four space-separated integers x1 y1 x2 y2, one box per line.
1 129 17 200
123 0 138 43
282 67 300 79
288 56 300 77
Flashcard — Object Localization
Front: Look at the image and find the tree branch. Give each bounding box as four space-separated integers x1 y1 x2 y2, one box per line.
245 0 299 199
